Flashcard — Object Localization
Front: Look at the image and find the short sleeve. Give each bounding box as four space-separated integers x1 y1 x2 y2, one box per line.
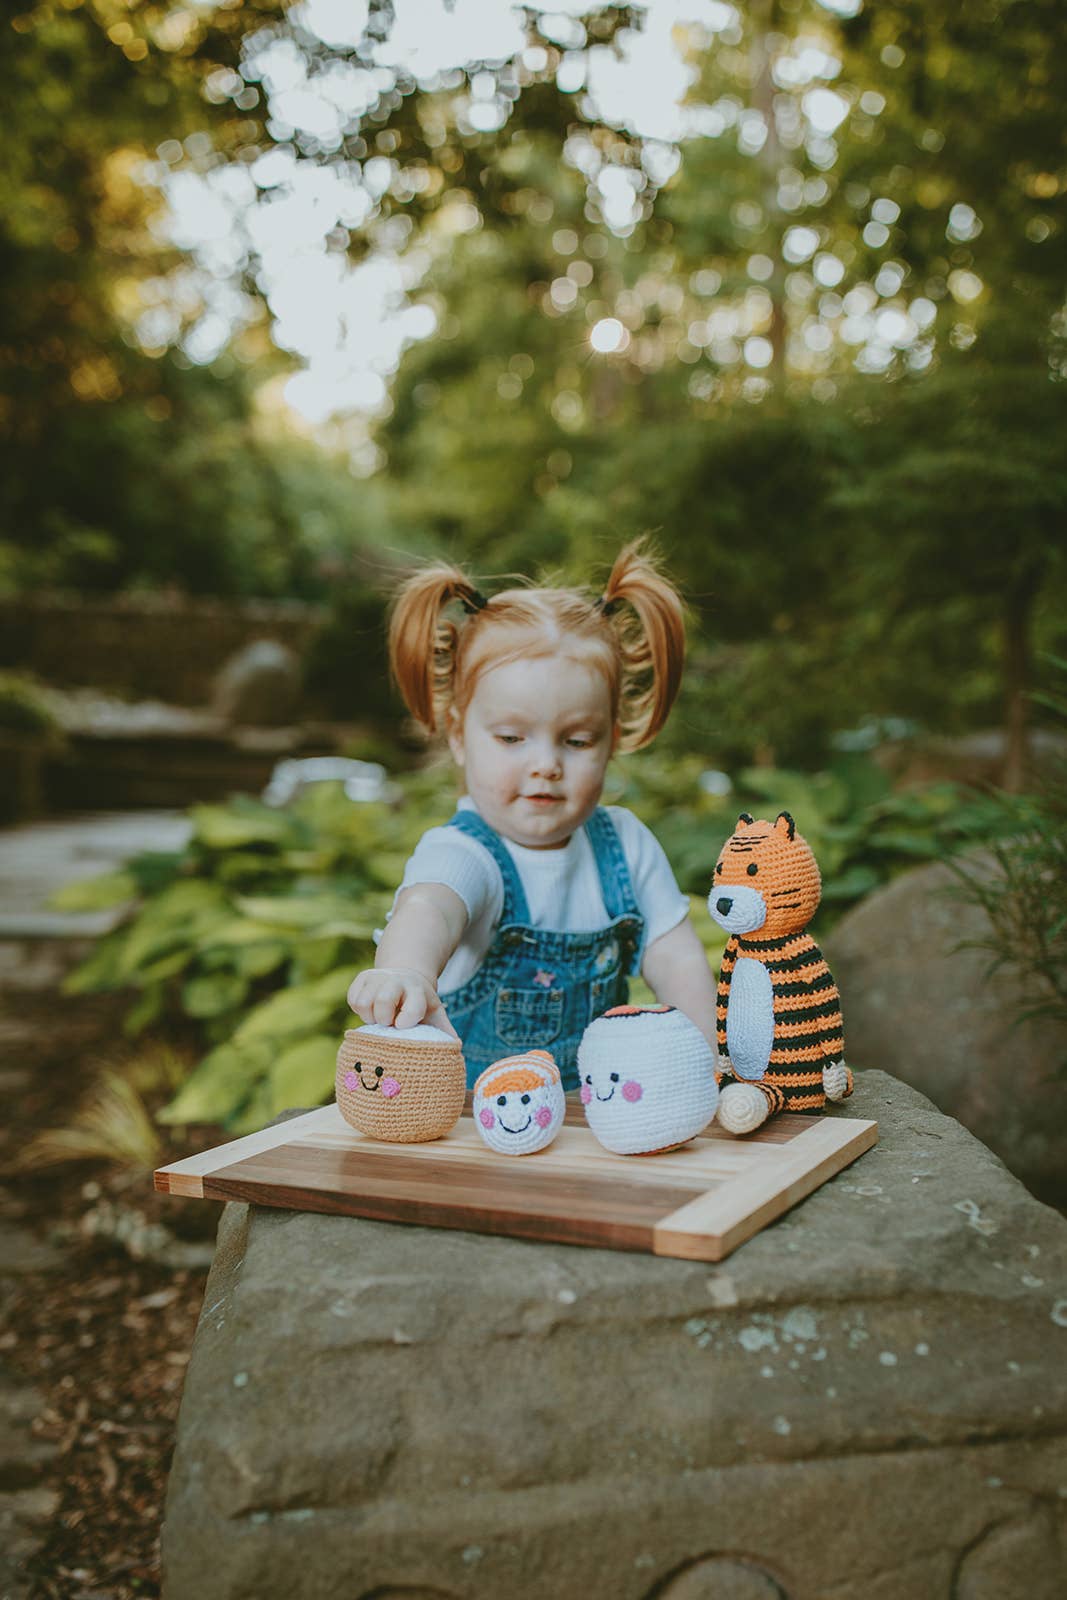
373 825 503 945
604 806 691 953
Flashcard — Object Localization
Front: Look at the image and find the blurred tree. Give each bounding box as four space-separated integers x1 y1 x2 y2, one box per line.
0 0 370 595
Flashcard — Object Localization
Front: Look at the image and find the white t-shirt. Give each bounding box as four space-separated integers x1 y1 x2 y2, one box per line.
377 796 690 996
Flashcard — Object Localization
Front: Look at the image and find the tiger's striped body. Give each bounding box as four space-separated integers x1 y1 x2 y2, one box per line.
717 929 845 1114
709 812 852 1127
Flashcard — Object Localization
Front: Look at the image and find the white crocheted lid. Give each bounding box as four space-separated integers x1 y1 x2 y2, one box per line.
355 1022 458 1044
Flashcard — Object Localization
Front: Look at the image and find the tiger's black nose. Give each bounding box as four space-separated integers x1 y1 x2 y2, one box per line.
716 897 733 916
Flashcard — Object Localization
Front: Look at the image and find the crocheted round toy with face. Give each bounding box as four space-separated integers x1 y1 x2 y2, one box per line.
473 1050 565 1155
335 1023 466 1143
577 1005 719 1155
707 811 852 1136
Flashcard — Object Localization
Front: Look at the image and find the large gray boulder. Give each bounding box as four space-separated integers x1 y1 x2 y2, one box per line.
162 1072 1067 1600
826 858 1067 1209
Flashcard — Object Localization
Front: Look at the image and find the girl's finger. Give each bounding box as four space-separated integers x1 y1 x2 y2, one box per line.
393 990 427 1030
424 998 460 1039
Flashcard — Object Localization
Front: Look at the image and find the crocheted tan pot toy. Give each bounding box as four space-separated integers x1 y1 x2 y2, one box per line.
708 810 853 1136
335 1023 466 1143
577 1004 719 1155
473 1050 566 1156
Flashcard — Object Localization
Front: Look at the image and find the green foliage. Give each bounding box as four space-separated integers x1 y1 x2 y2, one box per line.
607 743 1005 937
949 657 1067 1057
63 775 455 1130
0 673 60 737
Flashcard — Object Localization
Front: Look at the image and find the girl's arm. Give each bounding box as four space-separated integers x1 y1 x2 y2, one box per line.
640 916 720 1050
347 882 468 1035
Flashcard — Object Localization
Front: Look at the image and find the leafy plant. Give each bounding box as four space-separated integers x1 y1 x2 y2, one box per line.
56 774 458 1131
17 1071 163 1175
0 673 60 738
949 655 1067 1057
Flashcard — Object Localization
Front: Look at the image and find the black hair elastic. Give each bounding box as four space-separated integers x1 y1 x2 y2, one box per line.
593 594 620 617
460 590 489 614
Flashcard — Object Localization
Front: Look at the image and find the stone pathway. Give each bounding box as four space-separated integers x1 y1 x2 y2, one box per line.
0 811 191 940
0 811 189 1598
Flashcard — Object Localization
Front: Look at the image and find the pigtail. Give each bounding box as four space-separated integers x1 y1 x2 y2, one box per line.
599 538 687 750
387 563 484 733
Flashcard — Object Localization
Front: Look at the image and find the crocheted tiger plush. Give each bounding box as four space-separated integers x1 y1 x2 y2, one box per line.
708 811 853 1136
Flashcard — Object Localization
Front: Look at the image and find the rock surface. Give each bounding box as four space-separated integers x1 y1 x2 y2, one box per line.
211 640 302 727
826 858 1067 1209
162 1072 1067 1600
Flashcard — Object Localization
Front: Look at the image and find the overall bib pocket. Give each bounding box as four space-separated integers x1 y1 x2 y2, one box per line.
495 985 565 1049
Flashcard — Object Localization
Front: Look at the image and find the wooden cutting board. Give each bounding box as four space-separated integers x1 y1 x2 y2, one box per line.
155 1097 877 1262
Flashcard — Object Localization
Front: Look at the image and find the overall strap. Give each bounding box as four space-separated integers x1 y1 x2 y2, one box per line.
583 808 641 922
447 810 531 924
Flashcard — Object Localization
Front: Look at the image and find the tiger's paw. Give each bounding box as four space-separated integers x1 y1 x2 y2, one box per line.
717 1081 771 1136
823 1060 852 1102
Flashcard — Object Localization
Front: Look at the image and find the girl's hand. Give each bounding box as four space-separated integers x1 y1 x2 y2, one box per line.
347 967 459 1038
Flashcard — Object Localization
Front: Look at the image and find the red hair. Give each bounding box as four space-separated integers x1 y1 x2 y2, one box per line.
387 540 686 752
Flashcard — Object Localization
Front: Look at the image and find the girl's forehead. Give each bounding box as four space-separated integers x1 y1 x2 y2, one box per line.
472 652 611 715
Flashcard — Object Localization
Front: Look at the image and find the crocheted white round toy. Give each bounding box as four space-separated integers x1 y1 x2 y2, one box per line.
335 1023 466 1143
577 1004 719 1155
472 1050 565 1156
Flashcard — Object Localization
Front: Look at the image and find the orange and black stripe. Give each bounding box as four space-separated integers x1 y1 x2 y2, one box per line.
716 931 848 1113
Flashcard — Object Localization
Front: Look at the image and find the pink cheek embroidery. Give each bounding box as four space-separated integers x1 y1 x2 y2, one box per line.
535 1105 553 1128
622 1080 643 1103
479 1108 496 1129
380 1077 401 1099
343 1071 358 1092
579 1084 592 1105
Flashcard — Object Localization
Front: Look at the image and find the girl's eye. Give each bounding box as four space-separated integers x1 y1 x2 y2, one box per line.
747 863 759 876
496 734 522 745
566 738 592 749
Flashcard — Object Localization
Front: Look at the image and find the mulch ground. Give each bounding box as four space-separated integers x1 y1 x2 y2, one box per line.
1 987 224 1599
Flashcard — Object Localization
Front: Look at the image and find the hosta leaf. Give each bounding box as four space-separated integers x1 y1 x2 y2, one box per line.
182 972 249 1019
159 1040 272 1126
268 1035 339 1117
49 871 136 911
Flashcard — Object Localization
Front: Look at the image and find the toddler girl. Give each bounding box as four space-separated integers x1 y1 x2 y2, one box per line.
347 542 720 1089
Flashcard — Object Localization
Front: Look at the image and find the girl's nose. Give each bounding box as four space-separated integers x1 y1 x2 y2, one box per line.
530 744 563 777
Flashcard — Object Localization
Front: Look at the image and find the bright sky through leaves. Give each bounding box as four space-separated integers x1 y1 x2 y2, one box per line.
151 0 946 429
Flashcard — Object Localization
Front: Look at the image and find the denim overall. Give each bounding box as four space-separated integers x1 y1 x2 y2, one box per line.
443 808 646 1090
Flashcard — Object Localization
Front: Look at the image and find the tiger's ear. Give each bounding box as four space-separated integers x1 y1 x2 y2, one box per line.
775 811 796 840
736 812 755 830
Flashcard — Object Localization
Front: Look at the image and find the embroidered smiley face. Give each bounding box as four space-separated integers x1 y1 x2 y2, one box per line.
578 1005 719 1155
343 1062 401 1099
473 1051 565 1156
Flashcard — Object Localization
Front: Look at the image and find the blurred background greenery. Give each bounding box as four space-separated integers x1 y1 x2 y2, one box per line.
4 0 1066 1130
